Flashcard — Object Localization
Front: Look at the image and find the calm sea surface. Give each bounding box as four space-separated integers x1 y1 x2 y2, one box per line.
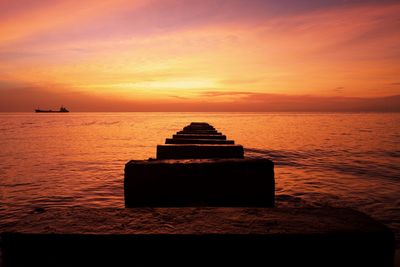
0 112 399 243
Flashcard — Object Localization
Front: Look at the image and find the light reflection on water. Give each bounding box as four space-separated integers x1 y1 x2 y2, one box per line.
0 112 399 243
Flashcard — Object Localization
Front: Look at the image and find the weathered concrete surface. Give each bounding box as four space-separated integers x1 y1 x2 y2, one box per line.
172 134 226 140
156 144 244 159
165 138 235 144
1 207 395 267
125 158 273 207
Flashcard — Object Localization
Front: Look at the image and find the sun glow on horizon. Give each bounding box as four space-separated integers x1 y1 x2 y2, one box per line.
0 0 399 111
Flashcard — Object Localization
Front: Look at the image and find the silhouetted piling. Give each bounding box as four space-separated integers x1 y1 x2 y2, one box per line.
125 158 273 207
177 130 220 135
165 138 235 144
125 122 267 207
183 125 215 131
156 144 244 159
158 123 243 159
172 134 227 140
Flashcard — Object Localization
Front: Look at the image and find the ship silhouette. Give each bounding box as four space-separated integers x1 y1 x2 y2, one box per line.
35 106 69 113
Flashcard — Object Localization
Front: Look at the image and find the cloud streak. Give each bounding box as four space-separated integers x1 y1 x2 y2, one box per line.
1 86 399 112
0 0 399 110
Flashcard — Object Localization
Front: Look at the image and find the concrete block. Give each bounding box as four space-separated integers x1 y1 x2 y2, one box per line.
1 207 395 267
183 125 215 131
172 134 226 140
189 122 214 127
190 122 211 125
177 130 220 135
156 144 243 159
124 158 273 207
165 138 235 144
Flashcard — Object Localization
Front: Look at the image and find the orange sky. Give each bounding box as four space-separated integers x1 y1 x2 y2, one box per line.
0 0 399 111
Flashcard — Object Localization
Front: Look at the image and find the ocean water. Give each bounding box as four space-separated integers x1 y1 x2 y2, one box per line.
0 112 399 244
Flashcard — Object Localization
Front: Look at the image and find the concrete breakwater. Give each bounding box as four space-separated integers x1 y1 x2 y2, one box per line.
125 122 274 207
157 122 242 159
0 122 396 266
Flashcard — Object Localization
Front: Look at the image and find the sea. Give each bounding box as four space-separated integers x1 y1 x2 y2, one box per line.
0 112 399 245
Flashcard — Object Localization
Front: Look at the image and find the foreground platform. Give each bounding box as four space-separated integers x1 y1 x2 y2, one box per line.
0 207 395 266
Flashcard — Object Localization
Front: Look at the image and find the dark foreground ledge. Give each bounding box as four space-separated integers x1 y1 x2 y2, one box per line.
1 207 395 267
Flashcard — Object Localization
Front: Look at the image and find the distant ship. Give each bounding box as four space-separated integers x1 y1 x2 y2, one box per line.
35 106 69 113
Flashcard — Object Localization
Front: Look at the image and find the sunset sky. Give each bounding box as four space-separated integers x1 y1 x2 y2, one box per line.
0 0 399 111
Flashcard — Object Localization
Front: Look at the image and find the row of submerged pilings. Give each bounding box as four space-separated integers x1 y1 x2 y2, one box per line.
0 122 395 267
124 122 275 207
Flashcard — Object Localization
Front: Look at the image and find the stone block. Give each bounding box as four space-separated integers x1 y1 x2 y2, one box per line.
177 130 220 135
124 158 273 207
165 138 235 144
156 144 243 159
190 122 211 126
172 134 226 140
183 125 215 131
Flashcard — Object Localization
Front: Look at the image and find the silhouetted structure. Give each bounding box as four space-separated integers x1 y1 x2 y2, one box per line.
35 106 69 113
125 122 273 207
125 158 274 207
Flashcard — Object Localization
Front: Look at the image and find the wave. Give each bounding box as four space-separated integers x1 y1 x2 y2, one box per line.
81 121 121 126
245 148 400 181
